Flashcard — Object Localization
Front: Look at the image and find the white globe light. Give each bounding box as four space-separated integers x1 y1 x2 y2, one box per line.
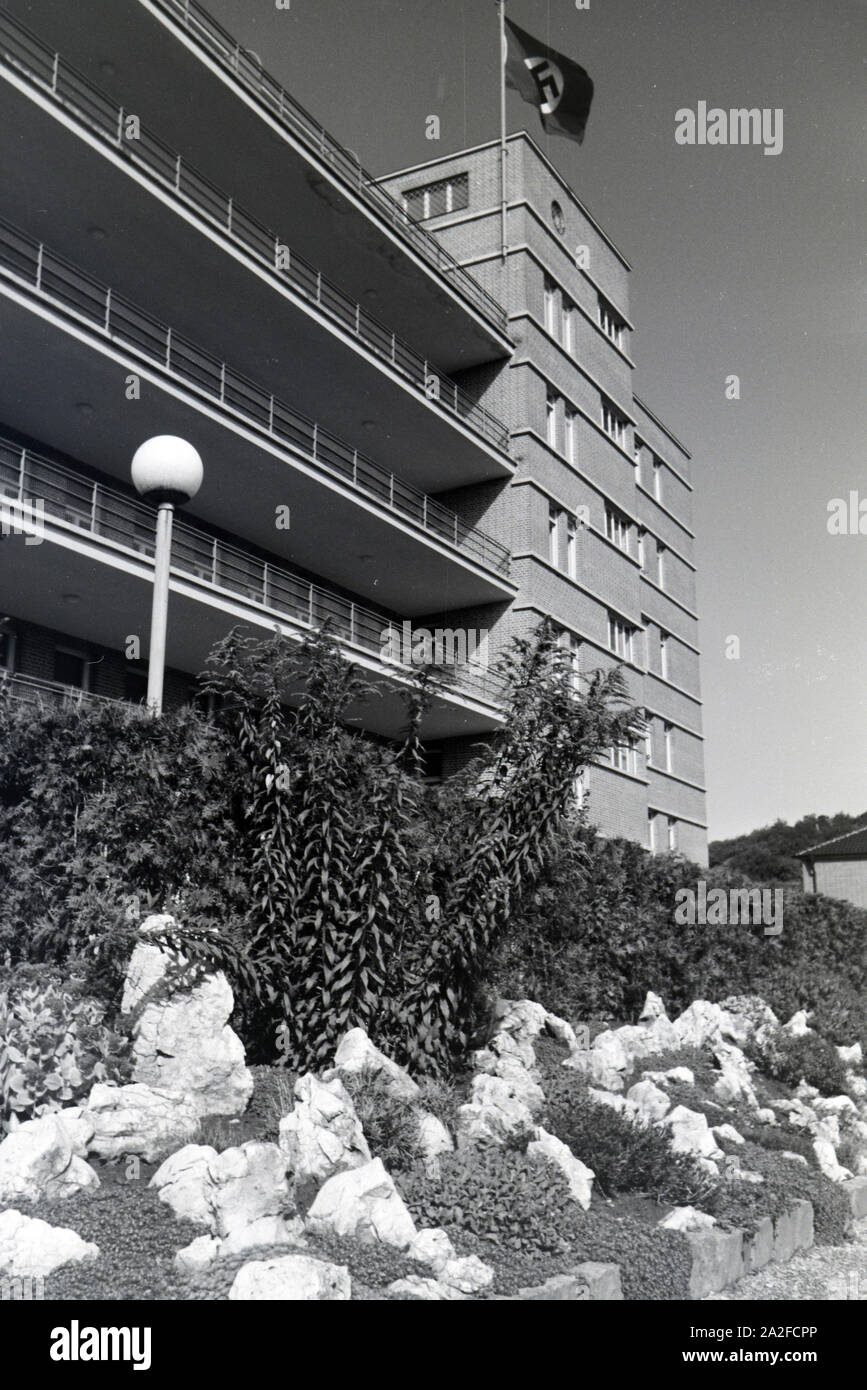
131 436 203 503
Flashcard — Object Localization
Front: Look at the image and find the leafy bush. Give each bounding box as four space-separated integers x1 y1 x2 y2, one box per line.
397 1146 581 1254
340 1067 422 1173
542 1072 717 1205
0 977 130 1133
747 1031 849 1097
725 1143 852 1245
414 1076 465 1139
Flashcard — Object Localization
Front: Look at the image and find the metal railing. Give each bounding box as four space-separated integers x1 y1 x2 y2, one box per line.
0 7 511 458
0 670 132 712
0 436 506 709
147 0 508 336
0 215 511 579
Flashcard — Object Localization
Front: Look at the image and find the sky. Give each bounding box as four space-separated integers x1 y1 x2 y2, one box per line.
207 0 866 842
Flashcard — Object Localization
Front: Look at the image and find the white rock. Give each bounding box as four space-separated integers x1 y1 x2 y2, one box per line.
472 1050 545 1111
814 1095 857 1117
416 1111 454 1167
712 1041 758 1108
408 1227 455 1272
754 1107 778 1125
659 1206 716 1232
665 1106 722 1160
794 1080 820 1101
846 1074 867 1100
587 1089 631 1115
151 1141 290 1237
717 995 780 1046
627 1079 671 1123
439 1254 494 1294
0 1113 100 1204
229 1254 350 1301
305 1157 417 1250
813 1138 853 1183
783 1010 813 1038
713 1123 745 1146
639 991 668 1022
389 1275 465 1300
780 1151 809 1166
0 1209 98 1278
732 1169 765 1185
278 1073 370 1191
644 1067 695 1087
673 1000 738 1049
174 1216 306 1272
122 917 253 1119
326 1028 419 1101
457 1073 536 1146
85 1082 198 1164
837 1043 864 1068
173 1234 220 1273
527 1127 594 1210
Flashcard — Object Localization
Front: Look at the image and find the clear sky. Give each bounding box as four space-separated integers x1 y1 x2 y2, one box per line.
208 0 866 841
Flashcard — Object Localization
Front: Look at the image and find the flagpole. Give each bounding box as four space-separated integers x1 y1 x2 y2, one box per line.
498 0 508 261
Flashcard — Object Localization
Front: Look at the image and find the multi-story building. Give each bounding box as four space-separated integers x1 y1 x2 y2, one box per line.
0 0 707 863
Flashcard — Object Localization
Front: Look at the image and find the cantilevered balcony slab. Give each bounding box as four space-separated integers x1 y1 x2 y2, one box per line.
0 36 512 482
0 266 515 616
0 0 511 370
0 461 505 740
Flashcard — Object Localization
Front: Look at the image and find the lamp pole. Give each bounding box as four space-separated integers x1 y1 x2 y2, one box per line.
131 436 203 716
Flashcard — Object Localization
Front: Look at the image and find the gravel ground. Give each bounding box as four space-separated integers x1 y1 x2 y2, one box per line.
708 1220 867 1301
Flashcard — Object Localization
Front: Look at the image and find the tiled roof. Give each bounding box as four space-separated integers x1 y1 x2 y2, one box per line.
797 825 867 859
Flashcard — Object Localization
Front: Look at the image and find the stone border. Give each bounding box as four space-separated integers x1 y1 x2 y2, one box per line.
494 1262 623 1301
687 1200 814 1299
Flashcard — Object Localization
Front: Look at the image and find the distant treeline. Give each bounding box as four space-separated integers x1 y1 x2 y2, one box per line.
709 811 867 885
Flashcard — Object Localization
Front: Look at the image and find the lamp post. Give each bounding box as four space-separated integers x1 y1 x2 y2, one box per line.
131 435 203 715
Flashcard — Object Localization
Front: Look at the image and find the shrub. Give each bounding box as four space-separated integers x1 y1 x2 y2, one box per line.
725 1143 851 1245
397 1146 581 1254
340 1068 422 1173
0 977 130 1133
542 1073 717 1205
414 1076 466 1139
748 1031 849 1097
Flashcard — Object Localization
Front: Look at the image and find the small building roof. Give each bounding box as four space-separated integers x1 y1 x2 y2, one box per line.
797 824 867 860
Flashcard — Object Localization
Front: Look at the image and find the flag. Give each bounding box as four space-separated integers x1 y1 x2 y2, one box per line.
504 17 594 144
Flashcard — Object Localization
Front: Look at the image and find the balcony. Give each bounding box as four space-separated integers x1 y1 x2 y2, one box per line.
0 216 515 617
0 435 507 732
0 8 511 467
0 670 138 713
0 0 511 369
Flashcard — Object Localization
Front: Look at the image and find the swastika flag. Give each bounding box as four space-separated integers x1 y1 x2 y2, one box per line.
504 18 594 144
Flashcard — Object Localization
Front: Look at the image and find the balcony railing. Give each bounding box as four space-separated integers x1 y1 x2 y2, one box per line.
0 670 134 712
144 0 508 337
0 215 511 579
0 436 506 710
0 7 510 458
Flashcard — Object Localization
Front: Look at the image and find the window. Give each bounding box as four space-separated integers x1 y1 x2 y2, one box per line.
558 628 581 693
605 504 631 553
664 722 673 773
571 773 585 809
609 738 638 776
637 527 646 570
659 631 669 680
546 391 559 450
562 296 575 354
668 817 678 852
653 458 663 502
656 543 666 589
607 613 634 662
598 294 626 349
600 396 628 448
633 436 643 465
544 275 558 337
548 505 560 566
54 646 88 690
551 200 566 236
648 811 658 854
124 665 149 705
644 722 653 766
564 405 576 463
403 172 469 222
567 516 578 579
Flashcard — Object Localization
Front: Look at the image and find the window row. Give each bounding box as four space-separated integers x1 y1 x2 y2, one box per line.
649 811 679 854
606 613 672 678
548 505 580 578
543 275 576 354
633 436 664 503
402 172 469 222
597 293 627 349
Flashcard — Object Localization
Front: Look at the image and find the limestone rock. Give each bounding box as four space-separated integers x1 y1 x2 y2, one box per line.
627 1079 671 1123
644 1066 695 1087
122 916 253 1118
665 1105 723 1160
457 1073 536 1146
713 1123 745 1146
472 1050 545 1112
837 1042 863 1068
85 1082 198 1164
278 1074 370 1189
325 1028 419 1102
639 991 668 1022
229 1254 350 1301
0 1209 98 1278
305 1157 417 1250
408 1227 455 1272
151 1141 291 1237
673 1000 738 1050
389 1275 465 1300
813 1138 853 1184
712 1041 758 1108
528 1127 594 1210
439 1254 494 1294
174 1215 306 1272
783 1010 812 1038
0 1112 100 1204
416 1111 454 1172
717 995 780 1046
659 1206 717 1232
